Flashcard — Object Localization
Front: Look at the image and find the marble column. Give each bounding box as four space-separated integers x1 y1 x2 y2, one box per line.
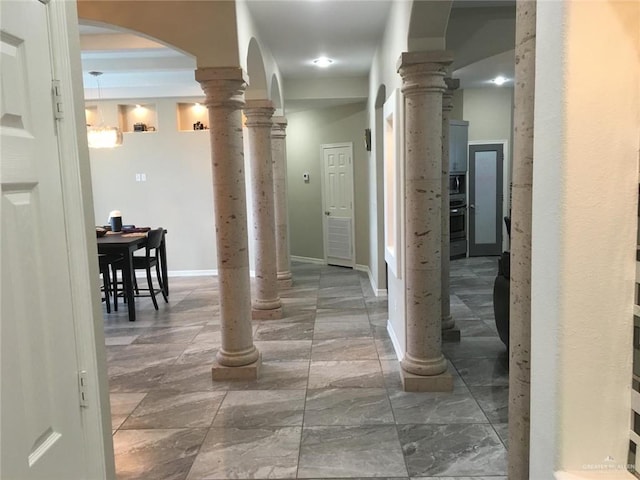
244 100 283 320
509 1 535 478
195 67 260 380
271 116 293 288
397 51 454 392
441 77 461 342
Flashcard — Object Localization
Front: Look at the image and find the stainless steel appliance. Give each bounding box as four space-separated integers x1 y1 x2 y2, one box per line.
450 197 467 258
449 173 466 198
449 173 467 258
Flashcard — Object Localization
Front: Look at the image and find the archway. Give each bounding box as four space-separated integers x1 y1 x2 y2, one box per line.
407 0 452 51
245 37 268 100
270 74 283 115
77 0 240 67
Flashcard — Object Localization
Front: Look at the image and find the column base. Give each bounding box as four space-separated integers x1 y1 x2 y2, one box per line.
441 314 455 330
212 353 262 381
442 326 461 342
252 306 283 320
401 368 453 392
277 278 293 288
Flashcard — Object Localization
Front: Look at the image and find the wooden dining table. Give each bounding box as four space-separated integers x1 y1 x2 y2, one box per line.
97 230 168 321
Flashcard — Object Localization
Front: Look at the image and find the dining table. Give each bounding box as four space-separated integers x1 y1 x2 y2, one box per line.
97 229 168 321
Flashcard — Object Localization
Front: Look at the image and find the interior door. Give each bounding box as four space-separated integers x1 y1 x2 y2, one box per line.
468 144 504 256
1 1 91 477
322 144 355 267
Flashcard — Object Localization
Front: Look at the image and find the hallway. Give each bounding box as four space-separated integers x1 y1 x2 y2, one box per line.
104 258 508 479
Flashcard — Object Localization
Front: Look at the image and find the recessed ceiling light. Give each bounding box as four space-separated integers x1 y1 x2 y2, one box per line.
313 57 334 68
492 76 508 86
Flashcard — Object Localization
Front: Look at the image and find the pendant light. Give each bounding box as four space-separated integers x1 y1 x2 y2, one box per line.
86 71 123 149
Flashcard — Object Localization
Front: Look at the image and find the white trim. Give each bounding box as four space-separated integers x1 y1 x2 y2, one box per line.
320 142 356 268
555 472 636 480
49 1 113 477
291 255 326 265
355 264 388 297
386 320 404 361
383 89 403 279
167 270 218 277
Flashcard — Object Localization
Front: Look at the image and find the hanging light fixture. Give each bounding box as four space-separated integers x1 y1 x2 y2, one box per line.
86 71 123 149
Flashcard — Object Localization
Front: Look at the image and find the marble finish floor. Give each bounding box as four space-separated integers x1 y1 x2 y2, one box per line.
103 257 508 480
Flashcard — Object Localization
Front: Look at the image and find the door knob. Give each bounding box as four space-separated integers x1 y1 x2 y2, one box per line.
324 211 330 216
470 204 476 209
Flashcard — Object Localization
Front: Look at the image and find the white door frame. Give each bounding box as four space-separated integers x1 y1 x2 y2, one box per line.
320 142 356 268
43 1 114 476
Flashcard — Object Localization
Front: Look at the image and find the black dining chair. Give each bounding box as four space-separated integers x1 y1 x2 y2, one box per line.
98 254 123 313
113 227 168 310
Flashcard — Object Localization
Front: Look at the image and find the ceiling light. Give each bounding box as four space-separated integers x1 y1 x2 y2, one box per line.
492 76 508 86
313 57 333 68
87 71 123 149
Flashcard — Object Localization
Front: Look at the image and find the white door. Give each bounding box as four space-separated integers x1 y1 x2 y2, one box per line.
322 143 355 267
1 1 91 478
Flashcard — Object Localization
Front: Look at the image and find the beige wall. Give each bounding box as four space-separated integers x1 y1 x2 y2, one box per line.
366 0 412 351
88 96 256 274
463 86 513 144
530 0 639 476
286 102 369 266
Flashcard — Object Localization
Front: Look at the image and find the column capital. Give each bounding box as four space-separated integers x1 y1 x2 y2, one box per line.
271 116 288 138
443 77 460 113
444 77 460 91
244 99 275 128
397 50 454 71
195 67 248 109
245 99 275 111
397 50 453 96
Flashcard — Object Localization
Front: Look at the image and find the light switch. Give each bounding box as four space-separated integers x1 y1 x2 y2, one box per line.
141 173 146 182
135 173 141 182
303 172 310 183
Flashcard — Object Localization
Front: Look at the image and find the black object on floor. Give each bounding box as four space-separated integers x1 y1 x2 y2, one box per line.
493 251 510 349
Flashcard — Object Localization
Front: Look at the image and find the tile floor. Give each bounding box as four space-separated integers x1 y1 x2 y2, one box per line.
103 257 509 480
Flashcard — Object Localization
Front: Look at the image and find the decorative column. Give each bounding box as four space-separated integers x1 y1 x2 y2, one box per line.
397 51 454 392
271 116 293 288
509 1 535 478
441 77 461 342
195 67 260 379
244 100 283 320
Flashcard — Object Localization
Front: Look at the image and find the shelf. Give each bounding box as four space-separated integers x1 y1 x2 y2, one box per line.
118 103 158 133
177 102 209 132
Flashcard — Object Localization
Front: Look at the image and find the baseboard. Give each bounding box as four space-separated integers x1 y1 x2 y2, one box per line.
167 270 217 277
167 269 258 278
355 264 388 297
386 320 404 361
291 255 326 265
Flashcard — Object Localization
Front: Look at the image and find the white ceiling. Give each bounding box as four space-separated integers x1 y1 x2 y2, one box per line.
79 0 515 100
246 0 392 79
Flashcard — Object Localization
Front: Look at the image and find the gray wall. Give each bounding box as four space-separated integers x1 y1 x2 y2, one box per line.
462 86 514 250
286 102 370 266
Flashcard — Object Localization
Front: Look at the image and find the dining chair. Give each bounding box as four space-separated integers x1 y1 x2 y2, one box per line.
98 254 123 313
113 227 168 311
